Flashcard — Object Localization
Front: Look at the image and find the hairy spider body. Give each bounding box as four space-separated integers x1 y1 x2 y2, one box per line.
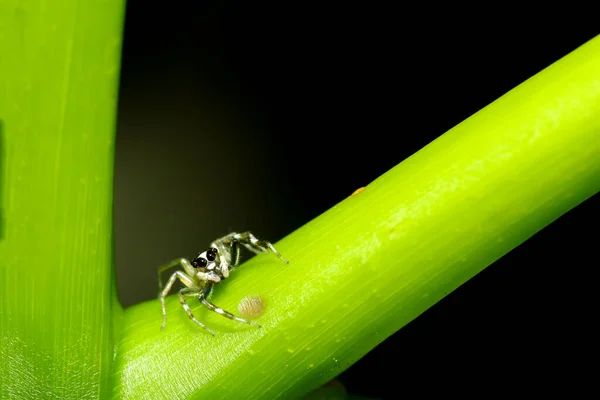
158 231 289 336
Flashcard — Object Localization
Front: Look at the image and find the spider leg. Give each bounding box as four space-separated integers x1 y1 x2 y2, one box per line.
200 284 261 328
158 258 195 291
180 287 215 336
159 270 195 330
216 231 289 265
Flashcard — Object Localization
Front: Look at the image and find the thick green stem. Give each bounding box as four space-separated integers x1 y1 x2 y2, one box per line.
0 1 125 399
112 37 600 399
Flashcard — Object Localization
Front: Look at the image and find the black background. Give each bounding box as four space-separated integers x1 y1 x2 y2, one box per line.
114 3 598 398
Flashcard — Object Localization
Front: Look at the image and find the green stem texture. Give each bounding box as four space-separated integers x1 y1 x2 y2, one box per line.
0 1 125 399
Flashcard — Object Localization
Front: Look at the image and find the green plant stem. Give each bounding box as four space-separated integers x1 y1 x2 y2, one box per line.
0 1 125 399
113 38 600 398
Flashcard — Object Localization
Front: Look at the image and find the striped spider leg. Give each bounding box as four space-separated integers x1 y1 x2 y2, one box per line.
158 231 289 335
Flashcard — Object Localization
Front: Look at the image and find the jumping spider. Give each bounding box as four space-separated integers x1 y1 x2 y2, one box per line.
158 231 289 335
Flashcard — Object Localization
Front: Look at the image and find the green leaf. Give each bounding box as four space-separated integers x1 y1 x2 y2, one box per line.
0 1 125 399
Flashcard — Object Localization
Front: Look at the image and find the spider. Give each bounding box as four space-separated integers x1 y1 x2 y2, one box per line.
158 231 289 336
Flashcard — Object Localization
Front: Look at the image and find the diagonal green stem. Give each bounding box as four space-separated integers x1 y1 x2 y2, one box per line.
0 1 125 399
112 37 600 399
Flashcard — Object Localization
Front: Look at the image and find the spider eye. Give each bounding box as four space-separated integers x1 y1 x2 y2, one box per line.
192 256 208 269
206 247 218 262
